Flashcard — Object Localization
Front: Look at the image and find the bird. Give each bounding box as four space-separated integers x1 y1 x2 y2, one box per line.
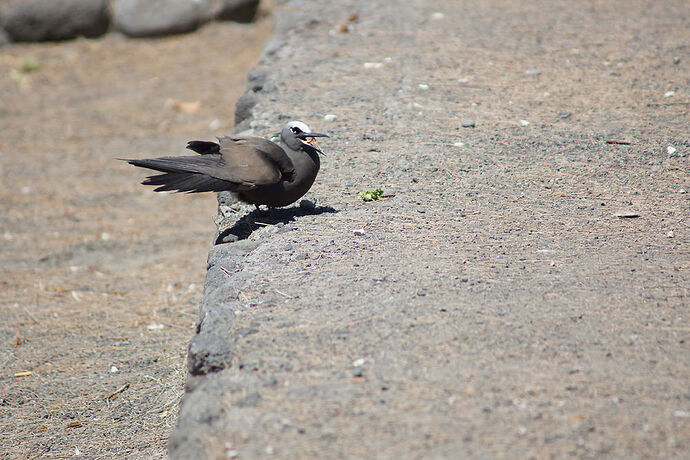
124 121 329 208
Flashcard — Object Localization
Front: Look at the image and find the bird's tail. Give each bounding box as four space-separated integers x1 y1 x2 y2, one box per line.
123 156 236 193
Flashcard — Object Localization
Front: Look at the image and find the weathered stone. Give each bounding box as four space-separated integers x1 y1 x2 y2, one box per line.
0 27 10 47
113 0 214 38
0 0 109 42
234 92 258 126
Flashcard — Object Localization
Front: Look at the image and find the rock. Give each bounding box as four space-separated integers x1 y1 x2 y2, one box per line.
215 0 260 23
0 27 10 47
234 92 258 126
113 0 214 38
461 119 476 128
0 0 109 42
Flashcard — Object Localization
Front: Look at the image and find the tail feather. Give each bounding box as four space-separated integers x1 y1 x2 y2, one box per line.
126 155 221 175
124 156 236 193
142 172 237 193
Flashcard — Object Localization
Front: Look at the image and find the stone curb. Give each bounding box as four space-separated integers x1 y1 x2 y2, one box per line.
168 2 302 457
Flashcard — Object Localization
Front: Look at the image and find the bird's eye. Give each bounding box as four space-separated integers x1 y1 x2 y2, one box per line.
291 126 302 134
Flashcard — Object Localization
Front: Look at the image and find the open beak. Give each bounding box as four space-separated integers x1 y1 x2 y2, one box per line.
300 132 329 155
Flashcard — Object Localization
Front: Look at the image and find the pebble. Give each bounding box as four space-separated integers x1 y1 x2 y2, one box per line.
651 164 663 172
525 69 541 76
673 56 681 65
364 62 383 69
666 145 676 155
519 119 530 126
667 230 674 238
430 12 445 20
418 83 429 90
664 90 675 98
453 141 465 147
353 228 366 236
557 111 572 119
110 366 119 373
323 114 337 122
461 119 476 128
679 189 686 194
299 199 316 210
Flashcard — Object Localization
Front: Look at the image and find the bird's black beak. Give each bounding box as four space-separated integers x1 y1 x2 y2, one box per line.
298 132 329 140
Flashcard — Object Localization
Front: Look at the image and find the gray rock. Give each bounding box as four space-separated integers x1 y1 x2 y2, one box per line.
461 119 476 128
187 329 236 375
0 27 10 47
234 92 258 126
216 0 259 23
0 0 109 42
113 0 213 38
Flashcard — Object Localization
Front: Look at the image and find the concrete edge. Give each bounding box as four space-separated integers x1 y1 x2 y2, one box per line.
169 2 303 457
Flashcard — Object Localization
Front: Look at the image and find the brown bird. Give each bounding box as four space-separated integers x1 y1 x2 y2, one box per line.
124 121 329 207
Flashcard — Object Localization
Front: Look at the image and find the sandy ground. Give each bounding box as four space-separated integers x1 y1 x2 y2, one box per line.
0 14 271 459
1 0 688 458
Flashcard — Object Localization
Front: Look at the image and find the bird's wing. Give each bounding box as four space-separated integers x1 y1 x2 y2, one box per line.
216 136 295 186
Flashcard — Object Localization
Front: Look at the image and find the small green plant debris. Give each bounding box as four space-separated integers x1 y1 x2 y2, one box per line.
19 56 41 73
359 188 384 202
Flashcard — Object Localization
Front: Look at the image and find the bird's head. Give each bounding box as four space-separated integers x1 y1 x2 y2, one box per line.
279 120 329 154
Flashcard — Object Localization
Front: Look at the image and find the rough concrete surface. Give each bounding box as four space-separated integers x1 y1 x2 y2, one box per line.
171 0 689 458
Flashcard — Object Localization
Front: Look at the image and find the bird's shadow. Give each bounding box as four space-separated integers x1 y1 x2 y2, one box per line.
215 205 337 244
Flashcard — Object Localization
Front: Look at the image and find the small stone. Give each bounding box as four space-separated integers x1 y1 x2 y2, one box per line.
453 141 464 147
673 56 681 65
352 358 365 367
461 119 476 128
110 366 119 373
664 90 675 98
651 164 663 172
666 145 676 155
525 69 541 76
299 199 316 210
363 62 383 69
208 119 221 131
430 12 445 20
519 119 530 126
679 189 687 194
418 83 429 90
667 231 674 238
353 228 366 236
557 111 571 119
323 114 337 122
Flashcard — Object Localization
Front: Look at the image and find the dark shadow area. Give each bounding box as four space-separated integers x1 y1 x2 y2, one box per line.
215 205 337 244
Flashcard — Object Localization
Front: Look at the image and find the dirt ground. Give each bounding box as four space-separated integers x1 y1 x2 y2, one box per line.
1 0 689 459
0 12 271 459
